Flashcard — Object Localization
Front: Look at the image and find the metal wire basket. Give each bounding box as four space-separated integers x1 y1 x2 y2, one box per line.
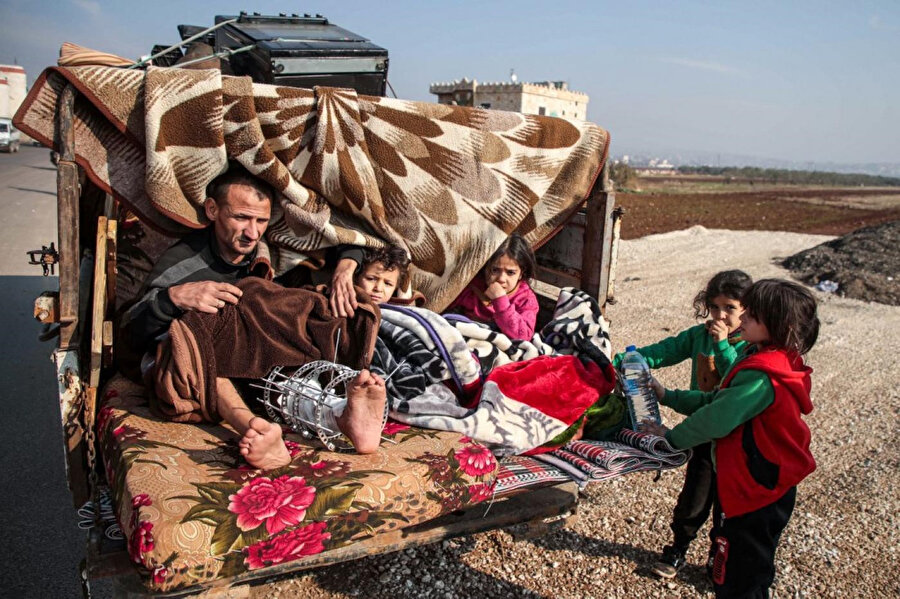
254 361 361 451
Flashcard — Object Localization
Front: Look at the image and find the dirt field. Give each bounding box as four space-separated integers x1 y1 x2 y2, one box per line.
616 183 900 305
616 187 900 240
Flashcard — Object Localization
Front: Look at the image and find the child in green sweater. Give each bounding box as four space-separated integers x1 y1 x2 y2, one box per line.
613 269 752 579
642 279 818 598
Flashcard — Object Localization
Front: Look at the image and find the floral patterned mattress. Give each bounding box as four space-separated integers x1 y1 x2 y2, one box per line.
98 375 499 593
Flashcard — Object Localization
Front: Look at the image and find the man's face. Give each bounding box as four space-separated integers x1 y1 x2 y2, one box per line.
205 183 271 265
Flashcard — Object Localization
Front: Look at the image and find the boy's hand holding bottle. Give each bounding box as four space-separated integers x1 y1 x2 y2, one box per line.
642 419 669 437
641 377 670 437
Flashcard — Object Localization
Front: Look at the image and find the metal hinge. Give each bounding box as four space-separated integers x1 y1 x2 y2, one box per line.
26 243 60 276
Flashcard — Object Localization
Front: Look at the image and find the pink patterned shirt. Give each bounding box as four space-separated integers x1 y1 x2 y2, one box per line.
445 278 539 340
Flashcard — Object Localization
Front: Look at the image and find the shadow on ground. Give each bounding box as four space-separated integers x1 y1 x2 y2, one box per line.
11 186 56 196
250 533 548 598
529 527 713 595
0 276 87 598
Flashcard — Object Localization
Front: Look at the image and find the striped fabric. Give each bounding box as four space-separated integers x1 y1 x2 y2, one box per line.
536 449 610 480
561 431 691 484
615 428 684 456
495 431 692 494
494 455 571 494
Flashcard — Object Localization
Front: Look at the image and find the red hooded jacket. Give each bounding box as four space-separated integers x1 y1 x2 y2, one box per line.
715 348 816 517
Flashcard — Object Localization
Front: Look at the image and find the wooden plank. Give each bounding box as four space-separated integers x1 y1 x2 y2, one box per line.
580 162 615 306
102 320 114 368
607 207 624 304
533 161 617 309
534 213 587 278
89 216 108 388
597 164 617 304
535 263 580 290
54 83 89 507
103 217 118 367
56 84 80 349
56 349 89 508
105 217 118 315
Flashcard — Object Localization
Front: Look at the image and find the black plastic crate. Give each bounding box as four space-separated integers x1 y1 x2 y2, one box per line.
215 12 389 96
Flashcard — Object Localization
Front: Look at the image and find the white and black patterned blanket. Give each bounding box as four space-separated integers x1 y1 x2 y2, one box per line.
370 288 615 455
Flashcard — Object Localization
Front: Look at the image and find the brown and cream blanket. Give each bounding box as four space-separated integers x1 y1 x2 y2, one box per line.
15 66 608 310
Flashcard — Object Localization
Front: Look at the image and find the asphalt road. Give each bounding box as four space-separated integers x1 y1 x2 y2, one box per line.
0 145 92 597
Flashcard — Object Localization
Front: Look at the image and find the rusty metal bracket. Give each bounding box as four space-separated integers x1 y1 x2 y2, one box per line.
27 242 60 276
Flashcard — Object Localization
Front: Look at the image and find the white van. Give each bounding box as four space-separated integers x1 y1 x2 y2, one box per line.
0 117 21 153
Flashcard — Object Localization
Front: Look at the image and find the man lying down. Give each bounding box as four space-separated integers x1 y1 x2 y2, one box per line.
120 165 398 469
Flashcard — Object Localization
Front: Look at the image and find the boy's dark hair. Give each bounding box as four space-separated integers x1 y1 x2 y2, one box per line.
742 279 820 355
484 233 537 282
693 269 753 318
361 245 411 286
206 163 275 205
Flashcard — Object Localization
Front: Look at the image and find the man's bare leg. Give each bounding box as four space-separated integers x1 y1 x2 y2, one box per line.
217 377 291 470
336 369 387 454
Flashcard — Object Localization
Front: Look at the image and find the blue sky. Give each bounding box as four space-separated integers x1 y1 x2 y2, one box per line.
1 0 898 164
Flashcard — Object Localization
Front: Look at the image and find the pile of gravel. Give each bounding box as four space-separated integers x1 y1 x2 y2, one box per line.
783 220 899 305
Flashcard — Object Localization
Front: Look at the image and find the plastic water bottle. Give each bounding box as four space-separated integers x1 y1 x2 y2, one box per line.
620 345 662 432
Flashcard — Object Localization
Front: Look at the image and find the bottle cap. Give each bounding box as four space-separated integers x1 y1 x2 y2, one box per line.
626 345 636 352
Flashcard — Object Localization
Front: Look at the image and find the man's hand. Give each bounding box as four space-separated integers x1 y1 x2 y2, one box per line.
649 375 665 401
330 258 359 318
168 281 242 314
707 319 729 343
485 281 506 301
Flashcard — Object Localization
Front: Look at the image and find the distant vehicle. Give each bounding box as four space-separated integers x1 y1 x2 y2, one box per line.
0 117 21 153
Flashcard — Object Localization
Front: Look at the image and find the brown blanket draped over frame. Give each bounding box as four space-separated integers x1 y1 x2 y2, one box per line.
14 65 608 311
152 278 379 423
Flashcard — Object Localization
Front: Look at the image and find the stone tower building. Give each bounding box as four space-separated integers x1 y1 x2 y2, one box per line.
429 78 588 120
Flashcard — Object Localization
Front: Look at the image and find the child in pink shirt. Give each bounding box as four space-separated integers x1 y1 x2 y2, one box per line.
445 234 539 340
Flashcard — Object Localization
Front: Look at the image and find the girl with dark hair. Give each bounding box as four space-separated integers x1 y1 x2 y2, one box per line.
612 269 753 579
643 278 820 598
444 233 539 340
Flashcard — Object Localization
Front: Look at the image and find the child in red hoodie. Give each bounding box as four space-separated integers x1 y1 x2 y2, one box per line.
643 279 819 598
444 233 539 340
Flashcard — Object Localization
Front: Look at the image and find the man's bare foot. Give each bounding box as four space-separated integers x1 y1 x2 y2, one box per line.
238 417 291 470
336 369 386 454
